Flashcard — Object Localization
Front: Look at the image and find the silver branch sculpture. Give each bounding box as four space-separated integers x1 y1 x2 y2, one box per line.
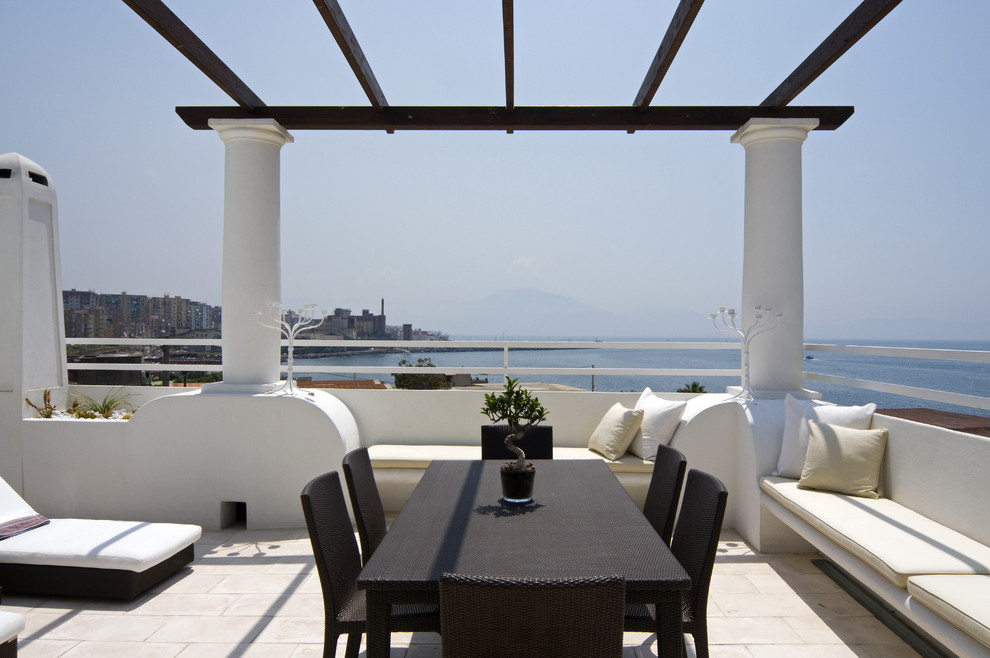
711 306 782 402
258 303 326 394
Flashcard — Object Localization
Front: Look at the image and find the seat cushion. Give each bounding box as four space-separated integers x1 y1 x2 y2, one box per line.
368 445 482 469
761 477 990 587
0 518 201 572
908 575 990 649
367 444 655 474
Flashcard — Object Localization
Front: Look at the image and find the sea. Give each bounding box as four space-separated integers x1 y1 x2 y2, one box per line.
292 337 990 417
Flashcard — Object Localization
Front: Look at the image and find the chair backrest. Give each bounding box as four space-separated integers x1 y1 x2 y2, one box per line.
670 469 728 621
342 448 387 564
480 425 554 460
642 443 687 545
300 471 362 625
439 573 624 658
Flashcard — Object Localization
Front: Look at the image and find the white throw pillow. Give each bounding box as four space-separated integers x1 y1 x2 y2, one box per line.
588 403 644 461
774 394 876 479
627 387 687 460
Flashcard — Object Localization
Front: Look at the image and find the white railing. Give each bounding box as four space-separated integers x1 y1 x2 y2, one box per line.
64 338 739 378
803 343 990 412
64 338 990 411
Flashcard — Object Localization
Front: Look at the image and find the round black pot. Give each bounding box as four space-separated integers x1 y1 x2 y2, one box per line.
500 464 535 504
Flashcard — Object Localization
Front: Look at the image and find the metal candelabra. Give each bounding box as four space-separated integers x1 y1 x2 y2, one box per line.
710 306 782 402
258 303 326 394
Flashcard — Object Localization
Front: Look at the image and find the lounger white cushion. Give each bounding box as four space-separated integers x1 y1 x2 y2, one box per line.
0 611 25 644
0 519 201 572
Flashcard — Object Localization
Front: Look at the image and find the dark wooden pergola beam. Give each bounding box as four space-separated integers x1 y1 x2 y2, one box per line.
502 0 514 111
121 0 265 109
312 0 388 110
175 105 853 132
635 0 705 108
761 0 903 109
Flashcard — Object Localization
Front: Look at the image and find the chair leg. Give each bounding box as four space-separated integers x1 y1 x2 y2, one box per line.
344 632 363 658
690 628 709 658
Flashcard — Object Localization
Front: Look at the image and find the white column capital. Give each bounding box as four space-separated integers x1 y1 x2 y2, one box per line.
731 118 819 148
209 118 294 147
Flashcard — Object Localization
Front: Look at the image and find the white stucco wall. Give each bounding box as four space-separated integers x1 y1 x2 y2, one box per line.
21 389 358 529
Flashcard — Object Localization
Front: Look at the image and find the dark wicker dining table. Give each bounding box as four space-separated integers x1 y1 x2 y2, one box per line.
356 459 690 658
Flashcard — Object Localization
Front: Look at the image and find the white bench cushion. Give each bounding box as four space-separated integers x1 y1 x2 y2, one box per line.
0 519 201 572
908 575 990 649
0 611 25 643
367 444 654 474
761 477 990 587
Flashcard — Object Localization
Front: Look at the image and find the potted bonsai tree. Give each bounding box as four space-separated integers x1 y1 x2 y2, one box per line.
481 377 549 504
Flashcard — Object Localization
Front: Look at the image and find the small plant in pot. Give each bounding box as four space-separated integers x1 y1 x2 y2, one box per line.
481 377 549 504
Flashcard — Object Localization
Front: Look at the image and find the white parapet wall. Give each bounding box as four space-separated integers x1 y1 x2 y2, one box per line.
18 384 823 548
21 388 359 530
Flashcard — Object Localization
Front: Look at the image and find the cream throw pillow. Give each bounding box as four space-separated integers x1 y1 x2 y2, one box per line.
774 394 877 479
588 403 644 461
627 388 687 460
799 420 888 498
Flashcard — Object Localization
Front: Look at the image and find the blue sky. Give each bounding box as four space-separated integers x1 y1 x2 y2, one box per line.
4 2 989 339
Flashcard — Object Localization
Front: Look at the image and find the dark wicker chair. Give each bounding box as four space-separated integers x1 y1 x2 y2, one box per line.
341 447 387 565
300 471 439 658
481 424 554 460
626 469 728 658
642 443 687 545
440 573 625 658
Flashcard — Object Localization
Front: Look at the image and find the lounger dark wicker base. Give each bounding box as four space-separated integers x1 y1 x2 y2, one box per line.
0 637 15 658
0 544 194 600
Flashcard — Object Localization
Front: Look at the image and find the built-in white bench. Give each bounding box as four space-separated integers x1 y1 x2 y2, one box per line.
761 413 990 657
329 389 737 515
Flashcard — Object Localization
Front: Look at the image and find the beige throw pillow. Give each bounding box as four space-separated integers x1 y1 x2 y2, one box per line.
588 403 644 461
799 420 888 498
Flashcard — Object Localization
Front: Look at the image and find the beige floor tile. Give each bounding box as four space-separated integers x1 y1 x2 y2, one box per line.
59 641 185 657
152 572 226 594
147 615 270 644
177 643 299 657
131 593 240 616
222 593 322 618
211 574 310 595
711 574 761 595
856 642 928 658
708 617 806 645
42 614 169 642
31 596 147 615
16 638 80 658
713 591 817 618
252 617 325 644
798 592 877 619
747 645 865 657
784 614 903 646
747 572 841 595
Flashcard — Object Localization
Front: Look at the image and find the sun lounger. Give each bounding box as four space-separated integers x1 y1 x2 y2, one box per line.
0 476 201 599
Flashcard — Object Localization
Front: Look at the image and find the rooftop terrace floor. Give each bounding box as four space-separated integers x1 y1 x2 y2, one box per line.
4 527 921 657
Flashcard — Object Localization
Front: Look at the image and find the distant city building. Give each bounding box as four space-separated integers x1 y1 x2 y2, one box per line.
62 289 222 338
62 290 441 341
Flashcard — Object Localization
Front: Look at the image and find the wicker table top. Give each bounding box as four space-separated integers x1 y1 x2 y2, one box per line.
358 460 689 594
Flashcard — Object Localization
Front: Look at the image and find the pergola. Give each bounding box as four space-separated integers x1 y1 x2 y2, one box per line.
119 0 902 393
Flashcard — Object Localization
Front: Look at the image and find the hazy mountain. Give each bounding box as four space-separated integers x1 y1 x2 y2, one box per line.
425 288 710 338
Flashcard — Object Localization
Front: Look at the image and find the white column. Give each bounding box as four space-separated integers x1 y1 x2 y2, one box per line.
731 118 818 393
208 119 293 391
